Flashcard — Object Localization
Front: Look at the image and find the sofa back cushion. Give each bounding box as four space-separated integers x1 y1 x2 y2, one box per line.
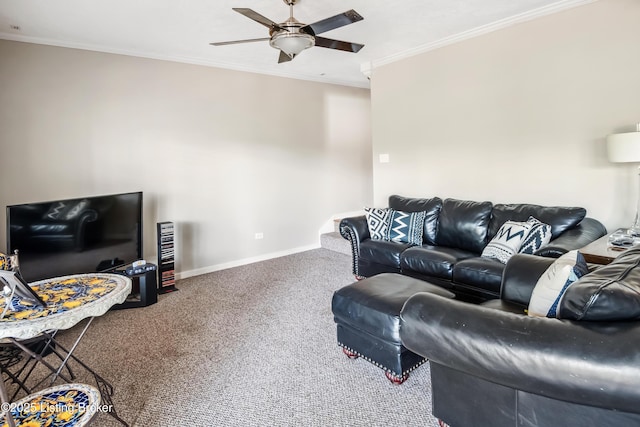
558 247 640 321
435 198 493 254
388 195 442 245
488 204 586 240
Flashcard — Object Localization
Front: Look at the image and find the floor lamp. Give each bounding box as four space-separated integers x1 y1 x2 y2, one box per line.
607 124 640 236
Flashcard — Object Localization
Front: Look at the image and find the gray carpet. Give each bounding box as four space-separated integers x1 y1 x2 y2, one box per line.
41 249 438 426
320 232 352 256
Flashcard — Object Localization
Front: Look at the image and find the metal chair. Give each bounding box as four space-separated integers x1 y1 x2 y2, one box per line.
0 251 74 400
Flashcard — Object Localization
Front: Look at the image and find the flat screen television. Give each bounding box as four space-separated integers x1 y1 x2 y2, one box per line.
6 191 142 282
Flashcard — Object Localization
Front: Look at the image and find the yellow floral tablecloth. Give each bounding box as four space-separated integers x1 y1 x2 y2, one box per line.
0 274 131 340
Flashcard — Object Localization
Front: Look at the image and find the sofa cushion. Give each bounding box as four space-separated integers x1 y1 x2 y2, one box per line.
359 239 412 269
364 207 392 240
389 195 442 245
528 251 588 317
435 198 493 254
558 247 640 321
453 257 506 295
481 220 532 264
519 217 552 255
401 246 477 280
488 204 586 240
386 210 426 245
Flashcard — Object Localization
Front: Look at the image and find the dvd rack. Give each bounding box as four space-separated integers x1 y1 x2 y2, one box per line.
157 221 177 293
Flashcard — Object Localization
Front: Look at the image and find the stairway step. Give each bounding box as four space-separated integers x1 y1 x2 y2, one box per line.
320 231 351 256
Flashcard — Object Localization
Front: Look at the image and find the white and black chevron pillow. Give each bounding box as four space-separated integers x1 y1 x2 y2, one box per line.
364 207 392 240
519 216 552 255
386 210 426 245
482 220 532 264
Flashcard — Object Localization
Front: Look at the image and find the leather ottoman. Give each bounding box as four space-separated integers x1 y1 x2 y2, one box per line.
331 273 454 384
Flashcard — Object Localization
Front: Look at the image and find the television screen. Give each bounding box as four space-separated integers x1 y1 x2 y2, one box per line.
6 192 142 282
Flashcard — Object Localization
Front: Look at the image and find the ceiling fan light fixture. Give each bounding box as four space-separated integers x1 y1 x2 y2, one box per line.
270 31 314 56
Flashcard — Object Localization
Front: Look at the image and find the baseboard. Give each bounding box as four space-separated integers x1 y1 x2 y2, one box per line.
175 243 320 280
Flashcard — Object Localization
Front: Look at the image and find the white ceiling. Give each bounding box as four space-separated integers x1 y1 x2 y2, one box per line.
0 0 593 88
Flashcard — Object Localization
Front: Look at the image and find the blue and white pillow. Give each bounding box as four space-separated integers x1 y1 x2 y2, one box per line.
519 216 552 255
481 220 532 264
364 207 392 240
386 210 426 245
528 250 588 318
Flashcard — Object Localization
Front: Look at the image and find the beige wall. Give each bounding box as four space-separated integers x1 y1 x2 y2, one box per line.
371 0 640 231
0 40 373 277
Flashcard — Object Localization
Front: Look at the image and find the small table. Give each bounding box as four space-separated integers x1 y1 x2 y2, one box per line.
580 230 629 265
0 273 131 426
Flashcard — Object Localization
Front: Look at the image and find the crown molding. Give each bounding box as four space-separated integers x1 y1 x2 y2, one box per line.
361 0 598 75
0 34 371 89
1 0 596 89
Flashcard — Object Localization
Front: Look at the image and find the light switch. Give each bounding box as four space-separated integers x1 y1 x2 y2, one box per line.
379 153 390 163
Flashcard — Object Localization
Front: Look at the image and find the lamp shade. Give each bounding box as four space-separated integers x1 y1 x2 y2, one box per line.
607 129 640 163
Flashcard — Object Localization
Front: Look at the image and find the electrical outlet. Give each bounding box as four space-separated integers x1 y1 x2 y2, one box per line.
255 232 264 240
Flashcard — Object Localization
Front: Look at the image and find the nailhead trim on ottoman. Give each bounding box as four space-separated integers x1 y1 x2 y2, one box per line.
337 343 428 379
332 273 455 383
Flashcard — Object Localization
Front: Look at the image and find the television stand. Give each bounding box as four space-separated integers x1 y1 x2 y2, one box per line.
112 269 157 309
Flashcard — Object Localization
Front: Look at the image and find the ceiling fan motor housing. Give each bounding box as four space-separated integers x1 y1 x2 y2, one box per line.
269 19 315 57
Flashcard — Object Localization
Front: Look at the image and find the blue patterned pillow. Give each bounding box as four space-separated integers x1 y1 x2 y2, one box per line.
481 220 532 264
386 210 426 245
519 216 552 255
364 207 392 240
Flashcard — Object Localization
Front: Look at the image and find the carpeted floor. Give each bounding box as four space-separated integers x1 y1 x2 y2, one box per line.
20 249 439 426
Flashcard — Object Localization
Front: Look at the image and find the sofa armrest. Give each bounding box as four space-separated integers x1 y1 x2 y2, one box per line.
400 292 640 414
499 254 554 306
339 216 369 277
536 217 607 258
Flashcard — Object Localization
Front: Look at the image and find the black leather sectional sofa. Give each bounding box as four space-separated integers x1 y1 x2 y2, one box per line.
400 248 640 427
340 195 607 301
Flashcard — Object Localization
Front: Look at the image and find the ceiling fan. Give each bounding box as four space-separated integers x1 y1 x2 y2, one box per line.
210 0 364 63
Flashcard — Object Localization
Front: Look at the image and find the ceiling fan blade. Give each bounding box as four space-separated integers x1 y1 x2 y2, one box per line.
300 10 363 36
232 8 284 31
210 38 270 46
278 50 294 63
314 37 364 53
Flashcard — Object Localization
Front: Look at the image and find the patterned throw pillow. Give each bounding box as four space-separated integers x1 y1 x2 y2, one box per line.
528 251 588 318
519 216 552 255
386 210 426 245
364 207 392 240
44 202 69 220
481 220 532 264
